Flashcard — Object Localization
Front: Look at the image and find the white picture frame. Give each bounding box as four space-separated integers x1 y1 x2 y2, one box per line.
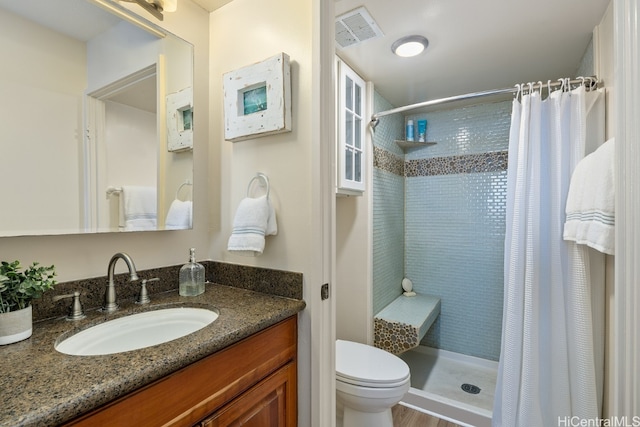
223 52 292 142
166 87 193 152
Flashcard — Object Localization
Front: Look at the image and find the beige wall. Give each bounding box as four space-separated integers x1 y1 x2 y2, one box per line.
335 194 372 343
208 0 314 271
208 0 330 425
0 0 211 281
335 80 374 345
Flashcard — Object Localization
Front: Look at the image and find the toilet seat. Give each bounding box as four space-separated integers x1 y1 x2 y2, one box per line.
336 340 410 389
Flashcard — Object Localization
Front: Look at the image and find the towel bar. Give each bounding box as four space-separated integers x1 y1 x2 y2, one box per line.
106 186 123 198
247 173 270 199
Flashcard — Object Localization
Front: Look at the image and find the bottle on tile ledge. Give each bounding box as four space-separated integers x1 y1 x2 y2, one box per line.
179 248 205 296
406 119 415 141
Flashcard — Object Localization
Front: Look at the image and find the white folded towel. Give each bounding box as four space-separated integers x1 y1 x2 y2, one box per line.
165 199 192 230
227 195 278 256
563 138 615 255
122 186 157 231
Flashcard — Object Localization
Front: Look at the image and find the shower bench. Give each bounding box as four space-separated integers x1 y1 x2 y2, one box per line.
374 293 441 355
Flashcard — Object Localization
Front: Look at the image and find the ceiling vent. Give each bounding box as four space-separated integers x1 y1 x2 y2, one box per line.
335 6 383 49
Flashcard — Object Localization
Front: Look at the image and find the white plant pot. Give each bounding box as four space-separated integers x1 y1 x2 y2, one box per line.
0 305 33 345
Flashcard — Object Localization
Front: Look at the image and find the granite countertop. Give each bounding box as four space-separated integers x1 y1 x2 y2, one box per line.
0 283 305 427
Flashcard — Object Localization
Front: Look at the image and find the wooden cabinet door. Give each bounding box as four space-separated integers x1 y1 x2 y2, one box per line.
200 362 296 427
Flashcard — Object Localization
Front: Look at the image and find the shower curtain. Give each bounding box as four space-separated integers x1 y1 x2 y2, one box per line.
493 84 604 426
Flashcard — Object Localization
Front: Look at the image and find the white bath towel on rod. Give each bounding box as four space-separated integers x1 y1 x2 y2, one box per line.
563 138 615 255
121 186 157 231
228 174 277 256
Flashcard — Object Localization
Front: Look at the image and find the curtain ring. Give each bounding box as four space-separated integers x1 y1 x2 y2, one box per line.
537 81 543 95
514 84 521 101
578 76 586 91
547 80 553 95
527 82 534 95
557 78 565 92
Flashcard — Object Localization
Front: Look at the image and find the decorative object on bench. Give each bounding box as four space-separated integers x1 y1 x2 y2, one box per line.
402 277 416 297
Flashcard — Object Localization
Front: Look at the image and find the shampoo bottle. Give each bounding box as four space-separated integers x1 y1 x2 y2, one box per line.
417 119 427 142
406 119 415 141
179 248 205 296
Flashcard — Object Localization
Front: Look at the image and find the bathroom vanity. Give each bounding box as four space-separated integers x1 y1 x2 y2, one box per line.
65 316 297 426
0 280 305 426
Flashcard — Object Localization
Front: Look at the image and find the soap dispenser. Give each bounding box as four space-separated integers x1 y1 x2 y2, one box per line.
179 248 205 296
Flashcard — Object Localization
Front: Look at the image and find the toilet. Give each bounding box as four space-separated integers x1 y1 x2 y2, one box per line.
336 339 411 427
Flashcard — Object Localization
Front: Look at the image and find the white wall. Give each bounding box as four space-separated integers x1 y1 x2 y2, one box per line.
87 20 159 93
593 1 616 416
0 0 210 281
104 101 157 229
0 8 86 234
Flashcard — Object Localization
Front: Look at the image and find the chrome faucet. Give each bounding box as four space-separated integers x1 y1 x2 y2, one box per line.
102 252 139 312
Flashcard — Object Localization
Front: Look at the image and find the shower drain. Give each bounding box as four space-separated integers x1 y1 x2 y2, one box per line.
461 383 481 394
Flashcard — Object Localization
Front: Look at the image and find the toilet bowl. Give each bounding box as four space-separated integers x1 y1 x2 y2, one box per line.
336 339 411 427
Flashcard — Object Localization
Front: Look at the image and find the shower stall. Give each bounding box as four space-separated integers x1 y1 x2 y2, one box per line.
372 90 510 426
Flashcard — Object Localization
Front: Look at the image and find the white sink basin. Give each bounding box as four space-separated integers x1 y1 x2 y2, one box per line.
55 307 218 356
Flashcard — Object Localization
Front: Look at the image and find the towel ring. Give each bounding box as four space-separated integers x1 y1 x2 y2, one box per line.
176 180 192 200
247 173 270 199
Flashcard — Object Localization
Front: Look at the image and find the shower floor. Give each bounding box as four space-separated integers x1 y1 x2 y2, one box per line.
398 346 497 427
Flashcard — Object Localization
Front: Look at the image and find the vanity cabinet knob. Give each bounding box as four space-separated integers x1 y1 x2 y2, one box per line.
136 278 160 305
53 291 86 321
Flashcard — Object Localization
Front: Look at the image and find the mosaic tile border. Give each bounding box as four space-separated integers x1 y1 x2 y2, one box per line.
373 317 419 355
405 151 508 177
373 146 508 177
373 146 404 176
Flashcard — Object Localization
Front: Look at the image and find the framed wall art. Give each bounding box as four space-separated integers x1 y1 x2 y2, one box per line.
166 86 193 152
223 52 292 142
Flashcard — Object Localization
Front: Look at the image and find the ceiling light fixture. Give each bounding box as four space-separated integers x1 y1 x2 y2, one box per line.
391 35 429 58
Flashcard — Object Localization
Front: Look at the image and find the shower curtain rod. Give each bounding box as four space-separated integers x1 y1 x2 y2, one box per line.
369 76 600 129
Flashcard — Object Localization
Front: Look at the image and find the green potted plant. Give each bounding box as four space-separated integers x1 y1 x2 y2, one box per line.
0 260 56 345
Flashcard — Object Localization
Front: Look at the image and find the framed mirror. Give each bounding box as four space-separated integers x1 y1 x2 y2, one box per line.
0 0 194 236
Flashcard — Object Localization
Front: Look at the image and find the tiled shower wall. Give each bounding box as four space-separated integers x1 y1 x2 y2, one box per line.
372 92 405 315
404 103 511 361
372 91 511 361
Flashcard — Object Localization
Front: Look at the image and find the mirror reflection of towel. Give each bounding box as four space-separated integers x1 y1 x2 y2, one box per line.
122 186 157 231
166 200 192 230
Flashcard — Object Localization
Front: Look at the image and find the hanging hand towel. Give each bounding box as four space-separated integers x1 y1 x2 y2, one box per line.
165 200 192 230
563 138 615 255
227 195 277 256
122 186 157 231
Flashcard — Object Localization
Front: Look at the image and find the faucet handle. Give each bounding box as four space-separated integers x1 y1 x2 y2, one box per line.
53 291 86 321
136 278 160 305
